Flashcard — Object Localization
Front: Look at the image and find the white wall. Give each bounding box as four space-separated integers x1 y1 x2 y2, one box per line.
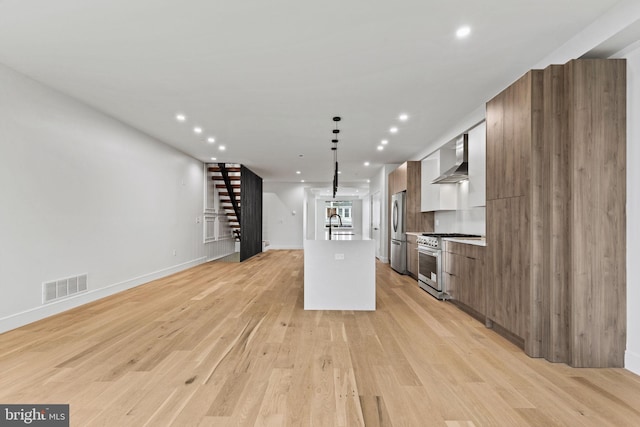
622 43 640 374
370 164 399 262
0 63 231 333
263 182 305 249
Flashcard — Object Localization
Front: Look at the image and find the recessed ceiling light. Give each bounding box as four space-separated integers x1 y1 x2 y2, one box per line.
296 171 301 174
364 162 370 166
367 179 370 183
456 26 471 38
219 145 226 151
389 127 398 134
301 179 305 183
399 113 409 122
211 157 217 161
193 127 202 134
377 146 384 151
338 171 342 174
176 114 186 122
381 139 388 145
207 137 215 143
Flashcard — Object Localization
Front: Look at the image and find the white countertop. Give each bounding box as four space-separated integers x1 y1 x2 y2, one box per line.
443 237 486 247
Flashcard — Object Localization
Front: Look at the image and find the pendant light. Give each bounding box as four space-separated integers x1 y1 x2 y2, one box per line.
332 116 341 198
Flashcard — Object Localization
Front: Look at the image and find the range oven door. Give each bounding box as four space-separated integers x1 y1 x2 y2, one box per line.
418 247 444 298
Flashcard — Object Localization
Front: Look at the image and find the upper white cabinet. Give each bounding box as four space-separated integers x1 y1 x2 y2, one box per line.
421 150 457 212
467 121 486 207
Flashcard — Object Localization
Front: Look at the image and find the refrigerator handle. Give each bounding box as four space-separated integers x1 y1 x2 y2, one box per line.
392 200 398 232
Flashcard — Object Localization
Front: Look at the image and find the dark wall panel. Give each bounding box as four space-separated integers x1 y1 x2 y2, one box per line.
240 165 263 261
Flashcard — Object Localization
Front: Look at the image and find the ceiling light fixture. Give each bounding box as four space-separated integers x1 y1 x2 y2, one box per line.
381 139 388 145
364 162 370 166
377 146 384 151
296 171 301 174
399 113 409 122
219 145 226 151
211 157 217 161
389 126 398 134
301 179 305 183
193 127 202 134
207 137 215 143
176 114 186 122
456 26 471 38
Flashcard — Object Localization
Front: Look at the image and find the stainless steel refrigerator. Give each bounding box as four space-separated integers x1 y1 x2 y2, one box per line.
390 191 407 274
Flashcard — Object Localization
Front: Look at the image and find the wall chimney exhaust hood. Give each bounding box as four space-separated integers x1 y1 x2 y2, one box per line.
431 134 469 184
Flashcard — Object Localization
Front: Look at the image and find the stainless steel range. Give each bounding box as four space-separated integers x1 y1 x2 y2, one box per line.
416 233 480 299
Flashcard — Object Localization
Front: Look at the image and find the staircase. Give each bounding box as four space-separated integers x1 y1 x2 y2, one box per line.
208 163 241 240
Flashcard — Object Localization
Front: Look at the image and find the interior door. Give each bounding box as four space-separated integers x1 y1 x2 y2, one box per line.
371 191 381 258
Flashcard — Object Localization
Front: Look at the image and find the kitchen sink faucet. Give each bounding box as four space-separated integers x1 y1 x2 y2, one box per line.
328 213 342 240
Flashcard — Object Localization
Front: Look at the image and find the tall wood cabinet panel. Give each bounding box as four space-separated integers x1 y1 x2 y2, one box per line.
543 64 571 363
486 196 530 341
485 59 626 367
486 70 542 356
406 162 421 233
565 59 626 367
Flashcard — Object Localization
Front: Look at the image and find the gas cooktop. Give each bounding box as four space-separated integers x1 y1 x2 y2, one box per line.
420 233 481 238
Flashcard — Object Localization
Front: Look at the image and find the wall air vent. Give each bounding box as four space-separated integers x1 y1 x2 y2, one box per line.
43 274 88 304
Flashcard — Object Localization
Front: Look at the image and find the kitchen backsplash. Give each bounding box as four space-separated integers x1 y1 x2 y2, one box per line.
433 180 486 235
434 208 485 235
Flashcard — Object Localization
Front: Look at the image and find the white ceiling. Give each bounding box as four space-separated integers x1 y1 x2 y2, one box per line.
0 0 622 184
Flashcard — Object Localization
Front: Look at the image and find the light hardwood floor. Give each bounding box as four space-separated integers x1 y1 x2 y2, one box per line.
1 250 639 426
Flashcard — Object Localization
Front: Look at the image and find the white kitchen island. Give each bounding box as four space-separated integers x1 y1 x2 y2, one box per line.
303 238 376 311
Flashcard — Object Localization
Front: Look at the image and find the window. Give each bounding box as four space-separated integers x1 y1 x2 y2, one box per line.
325 201 353 227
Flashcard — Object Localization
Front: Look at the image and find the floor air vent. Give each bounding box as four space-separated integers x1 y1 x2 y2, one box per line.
43 274 88 303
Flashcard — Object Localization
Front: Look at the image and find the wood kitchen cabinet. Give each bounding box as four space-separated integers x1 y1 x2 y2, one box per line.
486 69 541 350
444 241 485 318
389 162 407 195
407 234 418 279
388 161 434 233
485 59 626 367
388 162 434 270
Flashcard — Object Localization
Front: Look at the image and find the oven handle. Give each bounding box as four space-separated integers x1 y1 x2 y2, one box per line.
418 247 440 257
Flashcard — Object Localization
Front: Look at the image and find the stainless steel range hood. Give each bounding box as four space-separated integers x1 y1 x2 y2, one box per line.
431 134 468 184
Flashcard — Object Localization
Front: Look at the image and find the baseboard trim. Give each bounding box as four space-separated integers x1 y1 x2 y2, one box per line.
265 245 304 250
625 349 640 375
0 257 207 334
377 256 389 263
206 252 235 262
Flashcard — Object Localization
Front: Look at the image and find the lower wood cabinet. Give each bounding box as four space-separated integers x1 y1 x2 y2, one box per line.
407 234 418 279
444 242 485 317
